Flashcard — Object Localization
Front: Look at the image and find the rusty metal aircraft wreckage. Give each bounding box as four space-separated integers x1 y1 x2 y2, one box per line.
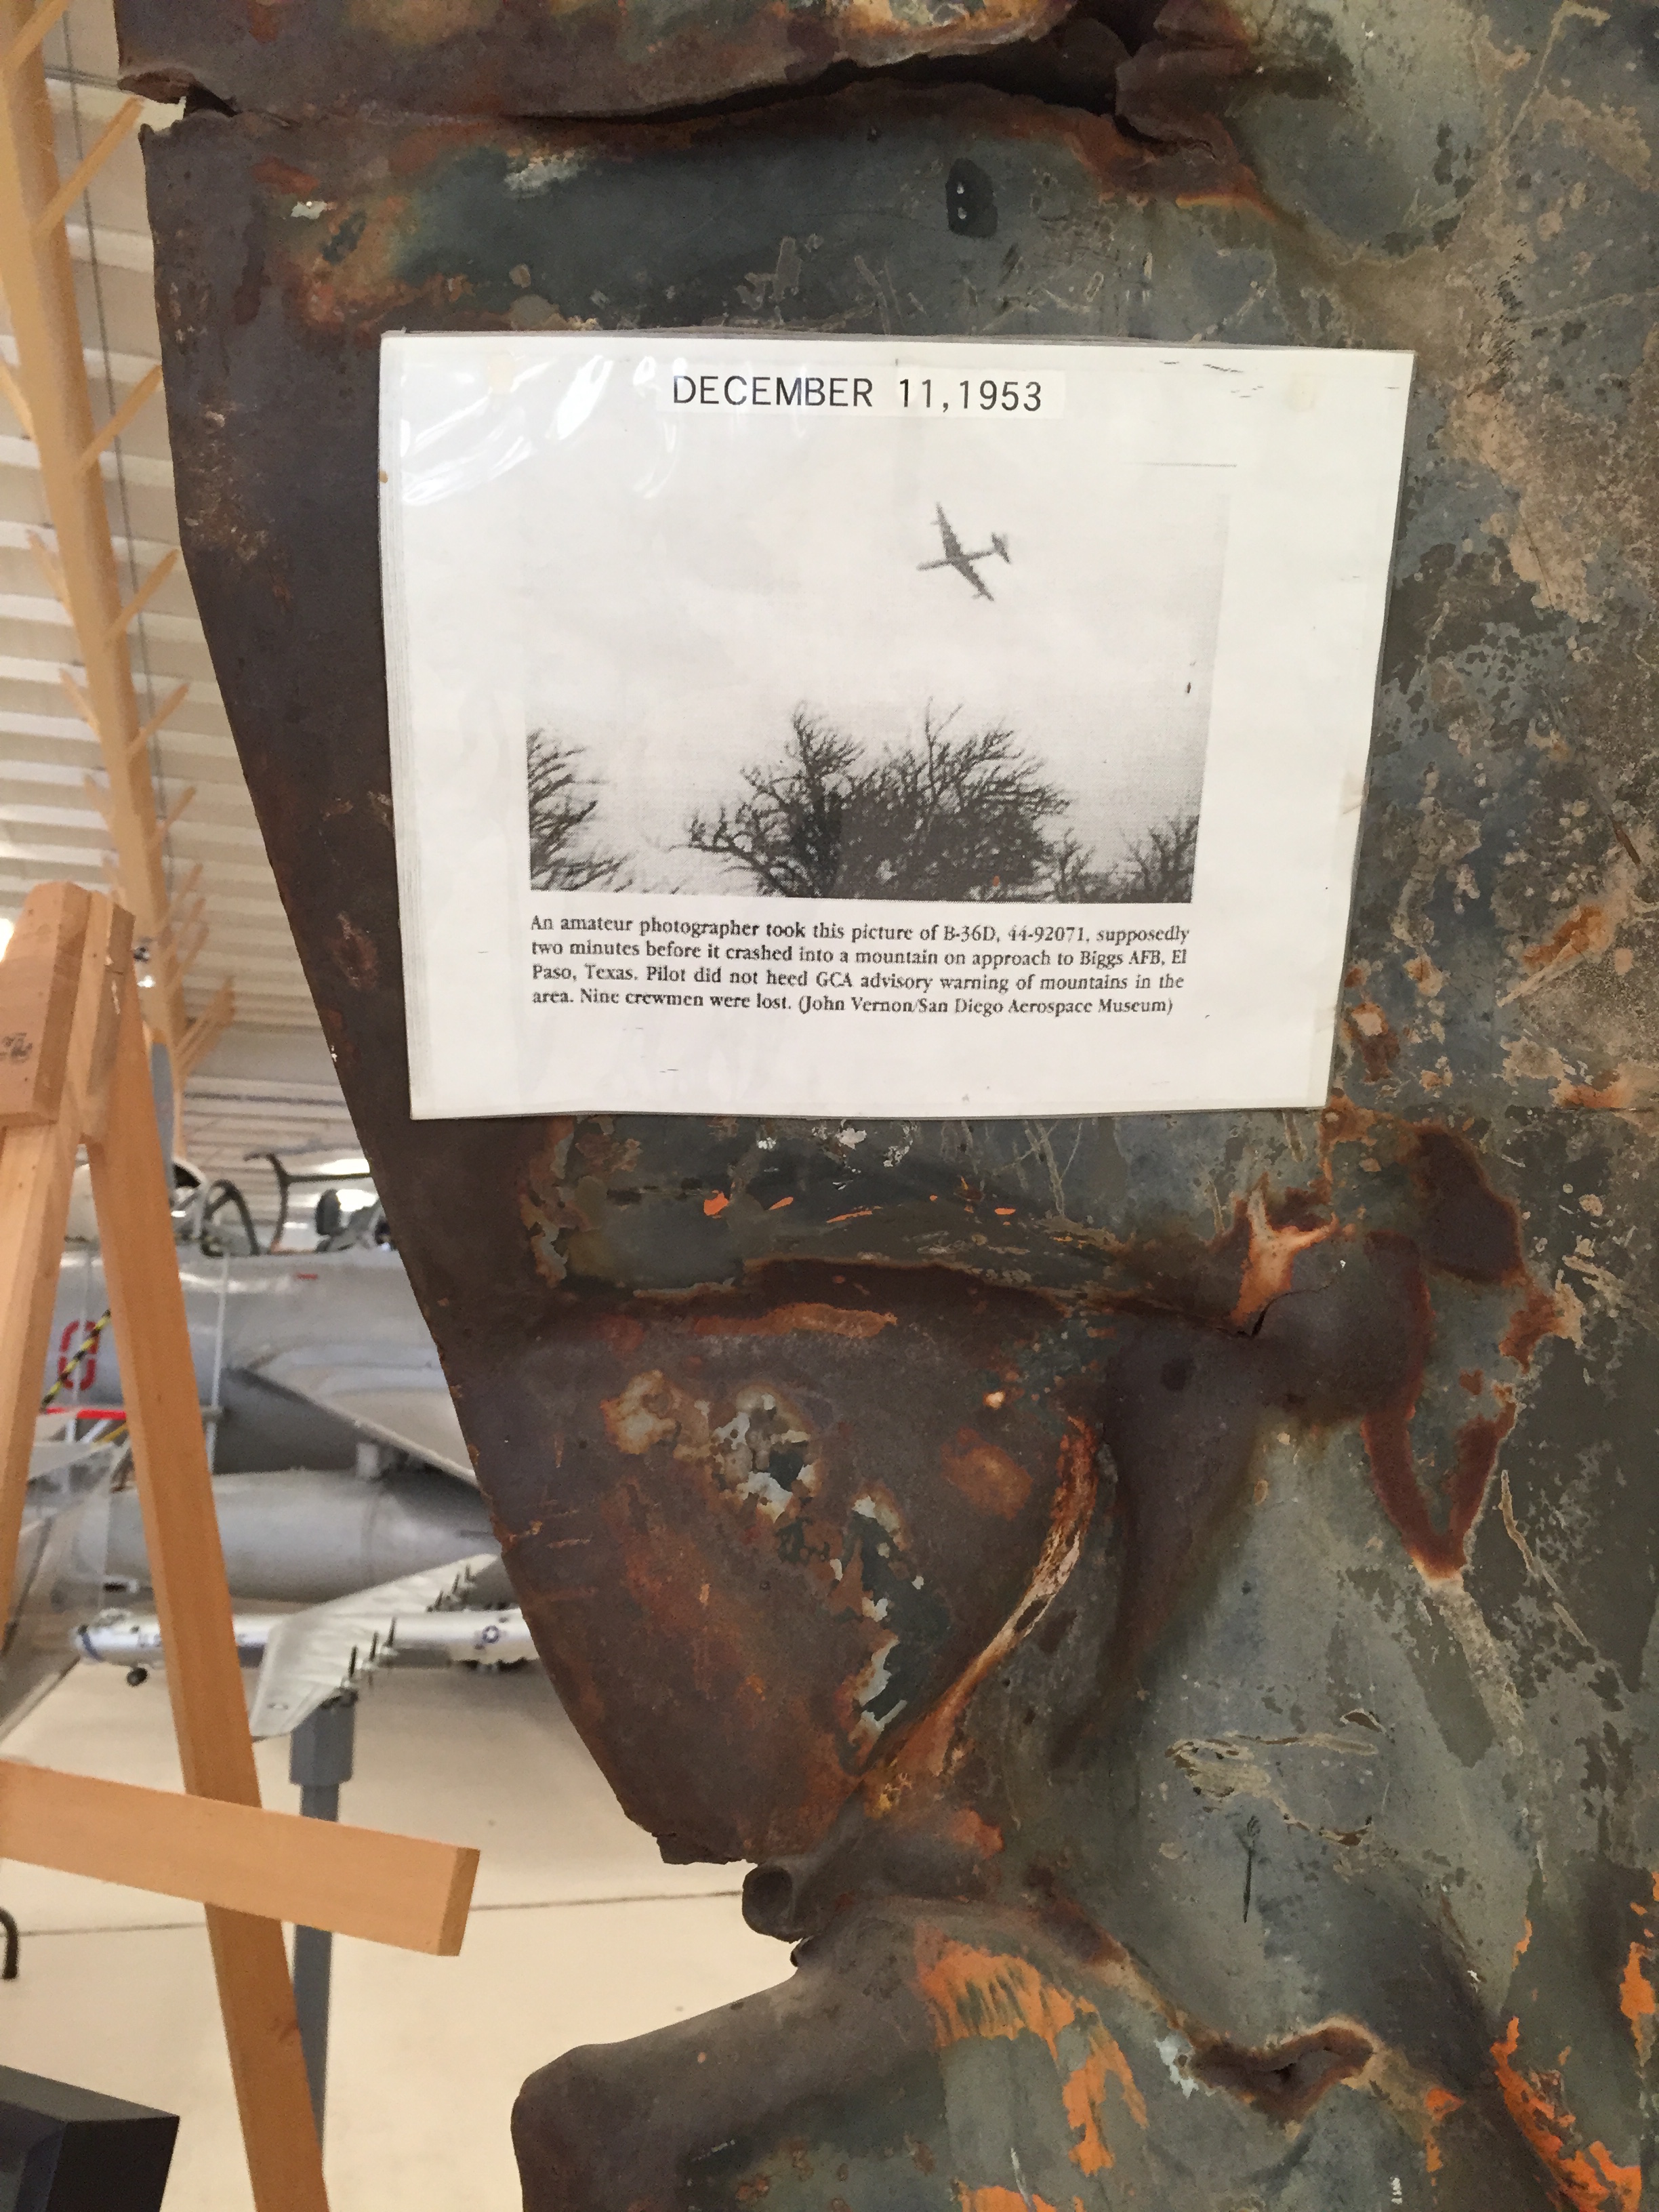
104 0 1656 2202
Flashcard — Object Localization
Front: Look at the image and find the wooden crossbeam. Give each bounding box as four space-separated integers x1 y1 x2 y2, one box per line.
176 920 209 979
27 528 66 608
176 977 233 1084
1 0 70 72
0 1766 477 1953
0 352 30 436
129 678 189 758
32 94 142 241
0 886 119 1585
79 361 163 473
108 546 180 641
59 666 98 739
156 780 194 840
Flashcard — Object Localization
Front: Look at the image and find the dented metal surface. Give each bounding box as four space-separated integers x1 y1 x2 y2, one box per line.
128 2 1657 2203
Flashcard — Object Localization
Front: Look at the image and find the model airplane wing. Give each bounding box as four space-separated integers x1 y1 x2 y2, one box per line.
249 1347 475 1483
247 1551 505 1736
935 504 963 560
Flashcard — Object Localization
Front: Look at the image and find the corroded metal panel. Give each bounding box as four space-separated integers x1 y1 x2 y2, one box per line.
131 7 1656 2203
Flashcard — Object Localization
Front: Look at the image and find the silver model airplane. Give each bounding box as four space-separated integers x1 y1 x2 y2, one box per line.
4 1237 507 1739
80 1554 531 1736
919 504 1010 600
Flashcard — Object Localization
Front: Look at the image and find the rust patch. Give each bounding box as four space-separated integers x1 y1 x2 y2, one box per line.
939 1428 1033 1519
1345 999 1401 1084
1499 1283 1574 1371
1555 1067 1655 1111
689 1303 896 1340
1189 2022 1374 2125
326 911 379 991
1229 1185 1338 1324
1492 2016 1641 2212
1357 1237 1518 1578
873 1419 1097 1792
253 156 320 193
1408 1126 1525 1286
1515 901 1618 985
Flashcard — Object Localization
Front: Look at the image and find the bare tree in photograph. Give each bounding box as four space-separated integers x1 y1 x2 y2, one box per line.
687 708 1201 903
687 709 1071 902
527 730 627 893
1109 811 1200 902
1049 808 1200 903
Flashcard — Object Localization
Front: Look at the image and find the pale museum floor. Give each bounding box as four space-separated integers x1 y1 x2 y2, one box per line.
0 1658 790 2207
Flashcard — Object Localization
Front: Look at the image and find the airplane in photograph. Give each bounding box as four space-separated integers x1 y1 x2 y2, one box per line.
919 504 1010 600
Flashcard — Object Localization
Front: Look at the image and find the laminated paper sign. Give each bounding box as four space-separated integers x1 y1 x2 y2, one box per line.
380 335 1411 1119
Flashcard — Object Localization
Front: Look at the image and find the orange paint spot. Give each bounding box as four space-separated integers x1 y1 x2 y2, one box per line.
1061 2036 1147 2175
915 1933 1144 2187
1492 2016 1642 2212
1424 2085 1463 2175
1513 1918 1533 1966
1619 1940 1656 2061
994 1207 1017 1216
769 1195 794 1210
702 1193 729 1216
917 1936 1077 2058
1620 1942 1655 2021
939 1429 1033 1518
827 1207 875 1223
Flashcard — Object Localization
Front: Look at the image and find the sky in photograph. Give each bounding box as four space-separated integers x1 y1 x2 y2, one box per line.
396 346 1231 897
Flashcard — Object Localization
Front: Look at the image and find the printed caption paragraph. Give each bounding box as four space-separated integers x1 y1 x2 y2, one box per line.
531 914 1191 1021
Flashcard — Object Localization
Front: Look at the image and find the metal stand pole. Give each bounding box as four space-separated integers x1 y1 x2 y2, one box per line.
287 1694 356 2142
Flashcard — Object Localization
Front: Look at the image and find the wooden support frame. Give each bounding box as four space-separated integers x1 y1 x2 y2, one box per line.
0 0 232 1067
0 886 480 2212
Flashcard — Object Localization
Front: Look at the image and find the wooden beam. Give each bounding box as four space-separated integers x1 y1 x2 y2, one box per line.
108 546 180 641
79 360 163 473
0 12 206 1054
176 921 209 980
85 950 327 2211
79 771 112 829
129 678 189 757
32 95 142 241
155 781 194 840
176 977 234 1084
28 528 66 608
87 964 258 1804
59 666 97 737
0 1764 478 1953
1 0 70 72
0 353 30 436
0 880 85 1127
0 892 121 1624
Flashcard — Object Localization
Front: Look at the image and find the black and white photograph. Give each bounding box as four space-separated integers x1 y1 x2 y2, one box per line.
514 411 1224 904
382 333 1412 1121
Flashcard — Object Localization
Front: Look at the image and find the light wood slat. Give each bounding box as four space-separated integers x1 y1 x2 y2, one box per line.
0 1764 478 1954
32 96 142 240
